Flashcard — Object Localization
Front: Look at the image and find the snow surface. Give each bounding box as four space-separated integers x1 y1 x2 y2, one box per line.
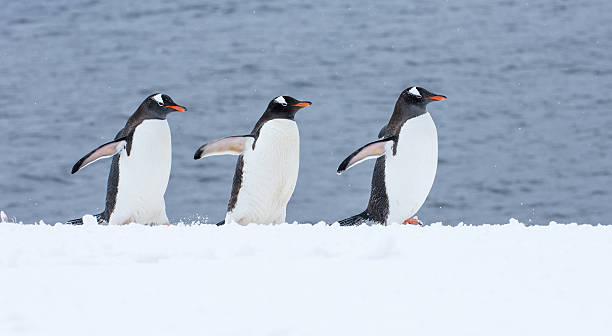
1 220 611 335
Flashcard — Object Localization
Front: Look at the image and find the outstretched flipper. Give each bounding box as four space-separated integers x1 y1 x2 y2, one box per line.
194 135 255 160
337 136 396 174
71 136 131 174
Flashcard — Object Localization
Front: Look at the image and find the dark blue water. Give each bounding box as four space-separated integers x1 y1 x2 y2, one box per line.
1 0 611 224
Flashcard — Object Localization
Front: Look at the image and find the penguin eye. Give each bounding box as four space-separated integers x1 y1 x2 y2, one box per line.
157 101 164 106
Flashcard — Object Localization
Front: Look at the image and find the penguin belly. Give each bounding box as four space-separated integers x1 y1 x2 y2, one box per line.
226 119 300 225
384 112 438 224
109 120 172 225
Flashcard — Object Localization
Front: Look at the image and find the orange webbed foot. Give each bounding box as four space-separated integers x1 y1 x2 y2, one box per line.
402 218 422 225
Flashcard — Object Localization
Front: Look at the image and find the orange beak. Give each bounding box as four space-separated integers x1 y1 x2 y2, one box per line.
293 101 312 107
167 105 186 111
427 96 446 101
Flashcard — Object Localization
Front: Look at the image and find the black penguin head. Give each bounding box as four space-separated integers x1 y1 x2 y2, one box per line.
389 86 446 123
399 86 446 106
142 93 187 119
265 95 312 119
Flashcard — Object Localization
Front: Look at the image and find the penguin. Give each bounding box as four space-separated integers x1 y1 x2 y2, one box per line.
194 96 311 225
67 93 186 225
336 86 446 226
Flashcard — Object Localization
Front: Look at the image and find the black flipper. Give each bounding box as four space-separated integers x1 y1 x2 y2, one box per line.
337 210 370 226
65 213 106 225
216 219 225 226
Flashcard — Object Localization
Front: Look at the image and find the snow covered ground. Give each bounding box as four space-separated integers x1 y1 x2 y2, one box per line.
1 219 611 335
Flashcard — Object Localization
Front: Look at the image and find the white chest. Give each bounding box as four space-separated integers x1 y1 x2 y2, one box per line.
111 119 172 224
384 113 438 224
228 119 300 224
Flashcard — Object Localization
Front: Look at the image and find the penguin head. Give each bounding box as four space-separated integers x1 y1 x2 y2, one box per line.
400 86 446 105
143 93 187 119
265 95 312 119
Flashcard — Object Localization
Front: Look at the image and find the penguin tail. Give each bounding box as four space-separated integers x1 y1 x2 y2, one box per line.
66 213 105 225
337 211 370 226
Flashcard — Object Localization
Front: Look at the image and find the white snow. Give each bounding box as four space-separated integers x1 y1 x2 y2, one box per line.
82 214 97 226
1 220 611 335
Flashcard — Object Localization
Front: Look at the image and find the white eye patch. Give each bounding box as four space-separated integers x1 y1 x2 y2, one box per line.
408 87 421 97
274 96 287 106
151 94 164 105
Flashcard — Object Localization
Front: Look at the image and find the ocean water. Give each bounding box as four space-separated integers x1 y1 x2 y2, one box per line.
1 0 611 225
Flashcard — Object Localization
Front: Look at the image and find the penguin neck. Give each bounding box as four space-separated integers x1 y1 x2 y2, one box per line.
261 107 296 121
126 106 167 128
252 108 296 134
386 102 427 135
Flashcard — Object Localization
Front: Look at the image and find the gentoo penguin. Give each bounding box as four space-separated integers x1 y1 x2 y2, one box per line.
336 86 446 226
67 93 186 225
194 96 311 225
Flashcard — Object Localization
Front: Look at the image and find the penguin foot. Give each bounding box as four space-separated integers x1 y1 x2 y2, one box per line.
402 218 422 225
